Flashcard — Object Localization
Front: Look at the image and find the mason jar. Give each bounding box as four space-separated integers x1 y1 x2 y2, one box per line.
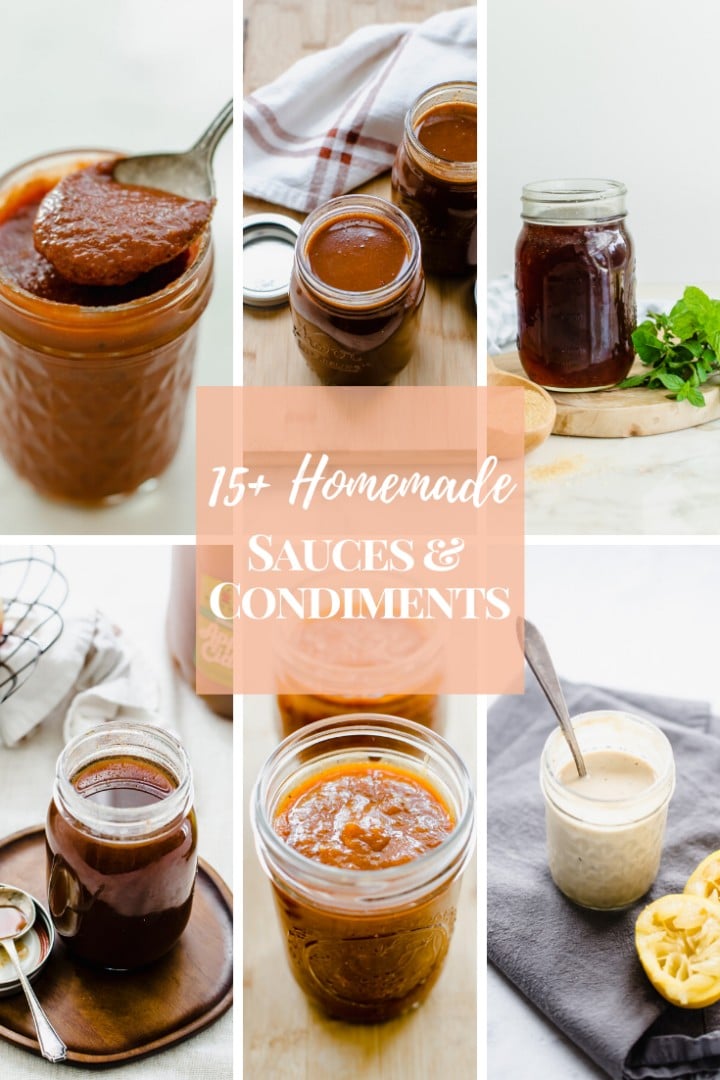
516 179 636 391
46 722 198 970
540 711 675 910
289 195 424 385
251 714 474 1022
275 614 445 738
0 149 214 503
391 82 477 277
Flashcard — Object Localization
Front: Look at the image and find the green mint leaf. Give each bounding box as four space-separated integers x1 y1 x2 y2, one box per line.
686 385 706 407
656 372 686 391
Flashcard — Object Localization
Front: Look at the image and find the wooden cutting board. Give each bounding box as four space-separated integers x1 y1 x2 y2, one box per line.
493 351 720 437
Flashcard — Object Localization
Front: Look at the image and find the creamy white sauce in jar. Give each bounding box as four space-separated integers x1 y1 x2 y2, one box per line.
540 711 675 910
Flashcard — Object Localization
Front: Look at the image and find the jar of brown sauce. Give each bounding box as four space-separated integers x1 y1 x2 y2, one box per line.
275 615 445 738
289 195 424 385
0 150 214 503
46 722 198 970
515 179 636 391
391 82 477 277
251 714 475 1022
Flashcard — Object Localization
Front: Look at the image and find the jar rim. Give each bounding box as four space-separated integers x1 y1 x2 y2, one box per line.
522 178 627 202
251 713 475 911
403 82 477 185
294 194 422 311
540 710 675 818
0 147 212 319
54 721 194 839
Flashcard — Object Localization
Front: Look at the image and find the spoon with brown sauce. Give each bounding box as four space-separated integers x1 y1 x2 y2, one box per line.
519 618 588 778
0 886 66 1062
113 99 233 200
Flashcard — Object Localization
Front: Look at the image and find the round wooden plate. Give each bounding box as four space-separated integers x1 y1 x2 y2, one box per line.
494 351 720 437
0 826 233 1066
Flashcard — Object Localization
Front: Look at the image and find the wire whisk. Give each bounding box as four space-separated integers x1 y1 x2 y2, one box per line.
0 547 68 704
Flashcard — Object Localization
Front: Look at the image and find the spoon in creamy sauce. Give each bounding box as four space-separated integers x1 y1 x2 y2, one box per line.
0 886 66 1062
520 618 588 777
113 99 233 200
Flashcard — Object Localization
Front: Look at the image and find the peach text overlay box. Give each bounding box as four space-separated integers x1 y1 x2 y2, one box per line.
196 387 524 695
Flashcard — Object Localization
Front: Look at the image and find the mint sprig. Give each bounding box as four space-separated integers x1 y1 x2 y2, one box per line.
619 286 720 407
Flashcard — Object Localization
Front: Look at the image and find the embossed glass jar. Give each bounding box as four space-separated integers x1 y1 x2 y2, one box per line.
289 195 425 385
251 714 474 1022
391 82 477 277
540 711 675 910
0 149 213 503
516 179 636 390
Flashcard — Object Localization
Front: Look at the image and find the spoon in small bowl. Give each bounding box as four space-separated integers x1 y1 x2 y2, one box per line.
113 99 233 200
519 618 587 778
0 886 66 1063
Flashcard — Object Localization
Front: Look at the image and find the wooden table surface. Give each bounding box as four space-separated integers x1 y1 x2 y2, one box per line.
243 0 478 387
243 695 477 1080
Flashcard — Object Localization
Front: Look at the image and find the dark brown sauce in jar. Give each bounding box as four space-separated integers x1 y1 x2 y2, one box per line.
391 83 477 277
416 102 477 163
46 725 197 971
290 195 424 385
515 180 636 390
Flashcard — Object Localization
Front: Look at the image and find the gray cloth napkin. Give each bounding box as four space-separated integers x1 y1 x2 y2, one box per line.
488 678 720 1080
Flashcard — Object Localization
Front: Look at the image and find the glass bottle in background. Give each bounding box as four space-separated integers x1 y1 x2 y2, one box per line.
167 545 233 719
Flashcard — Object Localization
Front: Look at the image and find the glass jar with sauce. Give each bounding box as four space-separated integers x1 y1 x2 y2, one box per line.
0 149 214 503
46 722 198 970
540 711 675 910
275 615 445 738
391 82 477 277
516 179 636 391
289 194 425 385
251 714 475 1022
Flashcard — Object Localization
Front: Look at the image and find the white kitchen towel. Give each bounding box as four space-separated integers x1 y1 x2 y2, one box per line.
243 6 477 214
488 273 670 356
0 607 160 747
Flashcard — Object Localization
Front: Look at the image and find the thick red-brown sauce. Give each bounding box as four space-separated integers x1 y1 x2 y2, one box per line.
416 101 477 163
306 213 410 292
0 192 192 306
274 761 454 871
33 161 213 286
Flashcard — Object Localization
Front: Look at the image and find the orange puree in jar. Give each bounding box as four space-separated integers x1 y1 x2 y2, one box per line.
274 761 454 870
276 616 444 737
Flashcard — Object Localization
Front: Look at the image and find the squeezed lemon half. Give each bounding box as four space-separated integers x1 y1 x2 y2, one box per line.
685 850 720 904
635 893 720 1008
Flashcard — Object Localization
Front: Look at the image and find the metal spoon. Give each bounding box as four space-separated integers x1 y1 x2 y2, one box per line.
0 886 66 1063
519 618 588 778
113 99 233 200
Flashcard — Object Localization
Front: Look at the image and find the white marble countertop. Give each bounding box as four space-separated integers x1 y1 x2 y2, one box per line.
523 284 720 536
0 545 232 1078
488 543 720 1079
0 0 231 537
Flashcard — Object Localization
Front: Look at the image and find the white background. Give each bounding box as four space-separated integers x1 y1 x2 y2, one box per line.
488 0 720 285
0 0 232 535
489 541 720 1078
